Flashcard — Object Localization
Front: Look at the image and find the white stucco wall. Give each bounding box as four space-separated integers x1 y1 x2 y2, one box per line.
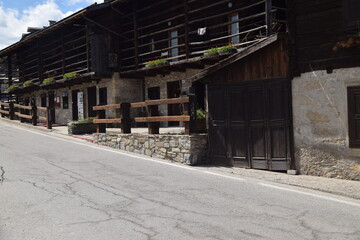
292 67 360 180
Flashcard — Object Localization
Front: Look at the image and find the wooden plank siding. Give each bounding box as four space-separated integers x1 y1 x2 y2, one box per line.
207 38 289 84
289 0 360 73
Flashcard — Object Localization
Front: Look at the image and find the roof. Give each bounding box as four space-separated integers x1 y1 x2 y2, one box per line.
0 0 126 57
186 34 280 83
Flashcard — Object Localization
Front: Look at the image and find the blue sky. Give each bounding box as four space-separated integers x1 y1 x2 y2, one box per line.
0 0 102 49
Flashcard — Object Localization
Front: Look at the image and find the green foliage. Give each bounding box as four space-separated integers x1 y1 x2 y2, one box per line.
196 108 206 119
43 77 55 85
145 59 168 67
204 48 219 54
7 85 17 92
218 44 237 52
23 81 33 87
72 117 96 124
63 72 78 79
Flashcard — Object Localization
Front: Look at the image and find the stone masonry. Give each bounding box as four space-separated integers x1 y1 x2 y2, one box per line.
292 67 360 180
93 133 208 165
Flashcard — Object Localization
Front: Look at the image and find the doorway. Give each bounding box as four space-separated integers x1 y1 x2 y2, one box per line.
208 79 292 170
167 81 181 126
87 86 97 118
72 90 79 121
48 92 55 124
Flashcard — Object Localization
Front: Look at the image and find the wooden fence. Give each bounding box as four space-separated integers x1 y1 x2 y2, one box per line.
0 101 52 129
93 95 197 134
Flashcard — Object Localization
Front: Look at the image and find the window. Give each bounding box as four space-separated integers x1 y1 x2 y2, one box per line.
170 30 179 59
230 13 240 44
347 86 360 148
344 0 360 28
62 92 69 109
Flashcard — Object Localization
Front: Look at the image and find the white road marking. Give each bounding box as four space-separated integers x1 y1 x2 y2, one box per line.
3 122 360 207
4 123 246 182
259 183 360 207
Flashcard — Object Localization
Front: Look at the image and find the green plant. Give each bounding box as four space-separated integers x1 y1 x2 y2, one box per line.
23 81 33 87
196 108 206 119
145 59 168 67
204 48 219 54
72 117 96 124
7 85 17 92
43 77 55 85
63 72 78 79
218 44 237 52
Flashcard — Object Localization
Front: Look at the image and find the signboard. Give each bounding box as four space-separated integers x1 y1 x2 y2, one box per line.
77 91 84 120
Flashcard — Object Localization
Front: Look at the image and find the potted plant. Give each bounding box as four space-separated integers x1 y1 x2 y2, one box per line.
217 45 237 55
43 77 55 85
194 108 207 133
204 48 219 58
63 72 78 79
7 85 18 92
145 59 169 68
23 81 34 87
67 117 97 135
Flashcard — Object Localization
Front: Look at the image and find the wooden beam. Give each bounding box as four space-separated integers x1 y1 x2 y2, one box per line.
133 0 139 68
0 109 9 115
93 104 121 111
265 0 273 36
145 97 189 106
13 104 32 110
184 0 190 59
15 112 32 119
93 118 122 124
134 115 190 123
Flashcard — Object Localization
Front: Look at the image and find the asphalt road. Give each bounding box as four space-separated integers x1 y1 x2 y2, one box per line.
0 121 359 240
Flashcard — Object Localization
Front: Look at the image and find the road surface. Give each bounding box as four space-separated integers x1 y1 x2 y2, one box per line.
0 121 359 240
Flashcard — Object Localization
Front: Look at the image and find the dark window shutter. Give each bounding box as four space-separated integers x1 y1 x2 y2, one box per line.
348 87 360 148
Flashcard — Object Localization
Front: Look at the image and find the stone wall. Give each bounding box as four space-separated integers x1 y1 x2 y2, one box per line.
93 133 208 165
292 67 360 180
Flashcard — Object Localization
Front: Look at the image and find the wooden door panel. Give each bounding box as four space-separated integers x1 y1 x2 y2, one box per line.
270 126 286 159
230 126 248 166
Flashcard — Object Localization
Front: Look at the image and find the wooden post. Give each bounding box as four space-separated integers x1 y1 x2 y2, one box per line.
133 0 139 68
97 110 106 133
184 95 196 135
120 102 131 134
32 104 37 126
46 107 52 130
0 105 4 118
265 0 273 36
19 106 25 123
9 102 14 120
184 0 190 59
148 105 160 134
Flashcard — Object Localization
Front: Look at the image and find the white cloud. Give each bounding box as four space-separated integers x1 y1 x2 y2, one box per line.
67 0 101 6
0 1 74 50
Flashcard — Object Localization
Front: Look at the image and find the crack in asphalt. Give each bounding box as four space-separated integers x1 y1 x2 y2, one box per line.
0 166 5 183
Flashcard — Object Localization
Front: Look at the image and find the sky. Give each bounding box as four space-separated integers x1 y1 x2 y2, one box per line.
0 0 104 50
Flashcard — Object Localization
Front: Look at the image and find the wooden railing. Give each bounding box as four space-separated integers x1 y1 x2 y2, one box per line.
0 101 52 129
93 95 196 135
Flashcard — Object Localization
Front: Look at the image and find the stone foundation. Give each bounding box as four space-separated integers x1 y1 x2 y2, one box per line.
292 67 360 181
93 133 208 165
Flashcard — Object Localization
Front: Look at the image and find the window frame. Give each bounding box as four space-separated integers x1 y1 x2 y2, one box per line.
347 86 360 148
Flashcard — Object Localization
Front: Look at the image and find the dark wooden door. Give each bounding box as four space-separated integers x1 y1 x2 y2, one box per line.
167 81 181 126
48 92 55 124
87 87 97 118
208 79 292 170
72 90 79 121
